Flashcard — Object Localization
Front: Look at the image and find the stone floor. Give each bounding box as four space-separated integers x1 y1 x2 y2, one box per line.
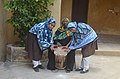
0 55 120 79
0 34 120 79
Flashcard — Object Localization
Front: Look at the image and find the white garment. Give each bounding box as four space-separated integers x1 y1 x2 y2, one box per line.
32 60 42 68
80 56 90 71
38 60 42 65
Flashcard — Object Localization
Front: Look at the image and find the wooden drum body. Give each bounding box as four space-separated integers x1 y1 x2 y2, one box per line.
54 47 68 69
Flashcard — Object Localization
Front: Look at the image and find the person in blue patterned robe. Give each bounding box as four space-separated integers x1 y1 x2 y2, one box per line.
65 22 98 73
25 18 56 72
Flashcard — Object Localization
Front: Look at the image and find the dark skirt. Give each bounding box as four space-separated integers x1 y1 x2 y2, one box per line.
47 48 75 70
25 33 43 61
81 39 98 57
47 36 75 70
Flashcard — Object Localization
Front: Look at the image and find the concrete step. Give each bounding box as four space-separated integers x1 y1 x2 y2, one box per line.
95 43 120 56
76 43 120 56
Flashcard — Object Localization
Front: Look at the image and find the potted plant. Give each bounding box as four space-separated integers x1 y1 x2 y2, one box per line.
4 0 54 62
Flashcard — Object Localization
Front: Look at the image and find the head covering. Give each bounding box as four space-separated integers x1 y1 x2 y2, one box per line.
58 18 70 32
53 18 73 40
45 18 56 27
61 18 70 23
68 22 77 28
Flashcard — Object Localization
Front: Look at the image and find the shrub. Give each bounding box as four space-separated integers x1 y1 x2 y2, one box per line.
4 0 54 46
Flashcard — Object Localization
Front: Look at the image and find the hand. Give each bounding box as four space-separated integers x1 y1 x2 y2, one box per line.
62 46 68 49
50 44 58 51
50 45 55 51
64 48 71 52
57 42 62 47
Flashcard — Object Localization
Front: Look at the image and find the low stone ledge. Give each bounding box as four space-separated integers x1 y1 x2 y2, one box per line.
6 44 120 63
6 44 48 63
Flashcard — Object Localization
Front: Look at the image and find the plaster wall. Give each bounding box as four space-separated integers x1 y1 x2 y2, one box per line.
61 0 120 35
88 0 120 35
61 0 72 21
49 0 62 34
0 0 7 60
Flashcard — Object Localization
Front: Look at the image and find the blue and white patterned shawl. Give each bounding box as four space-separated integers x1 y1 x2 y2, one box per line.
29 18 56 50
68 22 97 50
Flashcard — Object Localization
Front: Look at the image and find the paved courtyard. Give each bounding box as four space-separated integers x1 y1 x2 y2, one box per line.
0 55 120 79
0 34 120 79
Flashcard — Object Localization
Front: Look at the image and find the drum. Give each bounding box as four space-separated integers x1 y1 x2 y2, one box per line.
54 47 68 69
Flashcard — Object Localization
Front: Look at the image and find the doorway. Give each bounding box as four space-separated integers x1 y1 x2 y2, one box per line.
72 0 89 23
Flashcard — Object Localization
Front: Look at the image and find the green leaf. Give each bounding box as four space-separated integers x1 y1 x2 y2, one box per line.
4 0 55 46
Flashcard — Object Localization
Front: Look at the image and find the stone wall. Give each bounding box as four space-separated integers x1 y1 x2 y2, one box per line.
6 44 48 63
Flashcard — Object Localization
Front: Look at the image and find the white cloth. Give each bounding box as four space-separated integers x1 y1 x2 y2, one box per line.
32 60 42 68
80 56 90 71
54 47 68 56
38 60 42 65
